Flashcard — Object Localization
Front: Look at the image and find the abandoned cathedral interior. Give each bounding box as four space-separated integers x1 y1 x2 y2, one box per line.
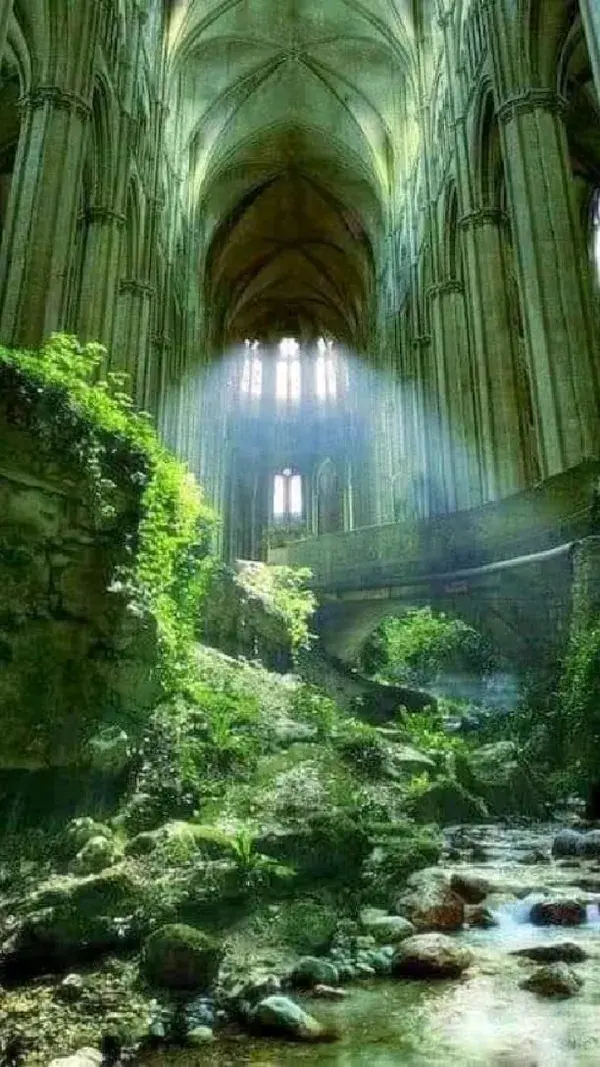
2 2 600 1065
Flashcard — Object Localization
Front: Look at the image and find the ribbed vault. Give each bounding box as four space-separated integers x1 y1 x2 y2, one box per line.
166 0 418 347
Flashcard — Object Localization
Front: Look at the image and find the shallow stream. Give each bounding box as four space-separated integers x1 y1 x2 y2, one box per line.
141 825 600 1067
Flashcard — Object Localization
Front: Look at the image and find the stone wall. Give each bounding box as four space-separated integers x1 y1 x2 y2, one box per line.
0 386 159 769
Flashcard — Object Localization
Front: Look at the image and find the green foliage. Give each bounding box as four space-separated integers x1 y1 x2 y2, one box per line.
362 607 494 687
404 706 470 758
332 720 387 778
236 562 316 656
0 335 217 696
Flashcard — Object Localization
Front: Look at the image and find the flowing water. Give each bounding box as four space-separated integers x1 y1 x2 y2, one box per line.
141 824 600 1067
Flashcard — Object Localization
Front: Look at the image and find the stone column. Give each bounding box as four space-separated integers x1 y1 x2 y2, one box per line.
0 0 13 64
77 207 126 348
459 209 527 498
0 87 91 346
429 279 481 511
496 90 600 475
112 279 154 407
581 0 600 103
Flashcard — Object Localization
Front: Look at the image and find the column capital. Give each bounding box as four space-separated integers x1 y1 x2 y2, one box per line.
19 85 92 121
497 88 569 126
458 207 508 230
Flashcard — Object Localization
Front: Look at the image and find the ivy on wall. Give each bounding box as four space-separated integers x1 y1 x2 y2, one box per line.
0 334 218 696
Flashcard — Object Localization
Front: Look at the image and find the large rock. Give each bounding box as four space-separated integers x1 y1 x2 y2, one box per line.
141 924 222 990
529 900 587 926
391 933 473 979
250 996 330 1041
579 829 600 857
411 778 488 825
552 829 585 858
289 957 338 990
511 942 589 963
70 836 121 875
520 963 583 998
359 909 416 944
395 869 464 931
449 871 490 904
465 743 545 819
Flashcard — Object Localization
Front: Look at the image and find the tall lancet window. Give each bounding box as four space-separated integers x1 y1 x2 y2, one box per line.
591 191 600 288
276 337 301 402
241 339 262 397
315 337 337 401
273 468 303 521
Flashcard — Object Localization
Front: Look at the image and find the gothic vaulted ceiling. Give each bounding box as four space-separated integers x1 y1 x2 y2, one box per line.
166 0 418 346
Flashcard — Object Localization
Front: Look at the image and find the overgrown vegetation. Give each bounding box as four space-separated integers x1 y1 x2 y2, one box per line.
362 607 494 688
0 334 217 696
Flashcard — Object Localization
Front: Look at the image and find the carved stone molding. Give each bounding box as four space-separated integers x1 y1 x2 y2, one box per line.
19 86 92 121
427 279 464 298
458 208 508 230
119 278 155 297
85 206 127 227
498 89 569 125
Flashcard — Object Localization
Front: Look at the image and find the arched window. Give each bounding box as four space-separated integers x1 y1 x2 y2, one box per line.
315 337 337 400
276 337 301 402
273 468 303 521
590 190 600 287
241 339 262 397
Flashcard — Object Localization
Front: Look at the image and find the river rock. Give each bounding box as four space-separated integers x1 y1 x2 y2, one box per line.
391 933 473 979
580 829 600 857
411 778 488 825
359 910 415 944
188 1026 215 1045
48 1051 102 1067
70 835 121 876
395 870 464 931
141 924 223 990
313 984 349 999
464 904 498 929
551 829 585 858
289 956 338 989
511 942 589 963
529 899 587 926
450 871 490 904
250 995 329 1041
520 962 584 998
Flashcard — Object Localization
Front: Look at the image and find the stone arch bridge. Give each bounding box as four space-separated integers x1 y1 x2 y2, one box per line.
268 462 600 670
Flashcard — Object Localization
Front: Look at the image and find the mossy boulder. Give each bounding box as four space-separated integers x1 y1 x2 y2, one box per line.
70 836 122 875
411 778 488 825
289 957 339 990
462 743 545 819
60 818 115 860
141 924 223 990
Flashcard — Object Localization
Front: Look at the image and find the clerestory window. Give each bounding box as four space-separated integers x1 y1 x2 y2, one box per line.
240 339 262 398
276 337 301 402
273 468 303 521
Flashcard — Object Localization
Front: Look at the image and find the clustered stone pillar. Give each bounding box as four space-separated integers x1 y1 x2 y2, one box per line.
429 279 480 511
459 209 526 498
77 208 126 349
570 536 600 639
0 0 13 64
113 279 154 406
0 87 91 346
497 90 600 476
581 0 600 103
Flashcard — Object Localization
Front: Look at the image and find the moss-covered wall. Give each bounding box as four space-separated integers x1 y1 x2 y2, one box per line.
0 378 159 769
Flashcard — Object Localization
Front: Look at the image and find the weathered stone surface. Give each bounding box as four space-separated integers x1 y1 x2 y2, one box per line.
511 942 589 963
48 1050 102 1067
250 996 329 1041
520 963 584 998
464 904 498 929
529 900 587 926
391 933 473 979
551 829 585 857
579 829 600 857
359 909 416 944
450 871 490 904
465 743 545 819
411 779 488 825
141 924 223 991
395 869 464 931
70 836 121 876
289 956 338 990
